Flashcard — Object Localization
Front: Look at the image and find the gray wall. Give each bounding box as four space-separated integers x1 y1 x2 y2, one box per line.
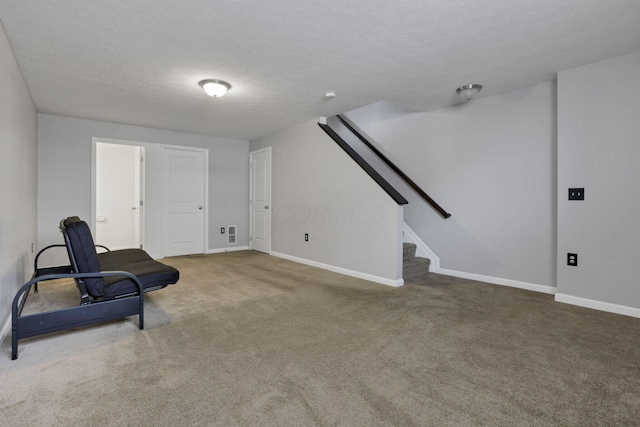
0 22 37 334
250 119 402 283
557 50 640 310
37 114 249 262
344 81 557 288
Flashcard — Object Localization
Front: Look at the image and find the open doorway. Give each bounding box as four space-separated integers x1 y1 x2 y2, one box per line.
95 141 144 250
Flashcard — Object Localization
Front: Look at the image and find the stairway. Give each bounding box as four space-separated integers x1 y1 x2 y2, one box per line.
403 243 431 284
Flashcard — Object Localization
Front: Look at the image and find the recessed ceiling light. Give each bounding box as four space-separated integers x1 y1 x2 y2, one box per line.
199 79 231 97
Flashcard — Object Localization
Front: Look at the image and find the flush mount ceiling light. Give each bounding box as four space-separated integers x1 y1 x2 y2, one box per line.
456 84 483 101
199 79 231 97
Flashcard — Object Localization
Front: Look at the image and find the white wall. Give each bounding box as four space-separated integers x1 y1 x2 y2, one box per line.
0 22 37 336
344 82 557 291
556 50 640 315
250 119 403 285
37 114 249 264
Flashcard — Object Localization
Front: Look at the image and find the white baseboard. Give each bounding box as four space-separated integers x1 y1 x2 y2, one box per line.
207 246 250 254
271 251 404 288
555 293 640 319
402 223 439 271
438 268 557 295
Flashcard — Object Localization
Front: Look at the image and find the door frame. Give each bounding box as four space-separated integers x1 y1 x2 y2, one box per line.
91 137 146 248
249 147 272 253
161 144 209 257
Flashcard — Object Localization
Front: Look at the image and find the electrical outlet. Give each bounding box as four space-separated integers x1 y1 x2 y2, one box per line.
568 188 584 200
304 233 309 242
221 227 225 234
567 253 578 266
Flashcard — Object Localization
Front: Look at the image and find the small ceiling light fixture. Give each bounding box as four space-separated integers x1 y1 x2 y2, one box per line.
324 92 336 99
199 79 231 97
456 84 483 101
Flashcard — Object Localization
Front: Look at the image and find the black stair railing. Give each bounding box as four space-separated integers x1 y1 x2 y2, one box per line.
337 115 451 219
318 123 408 205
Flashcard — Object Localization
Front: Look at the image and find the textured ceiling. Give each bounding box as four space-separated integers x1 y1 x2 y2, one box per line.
1 0 639 141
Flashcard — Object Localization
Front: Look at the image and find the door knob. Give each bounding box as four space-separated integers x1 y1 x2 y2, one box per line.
264 206 269 209
198 206 203 210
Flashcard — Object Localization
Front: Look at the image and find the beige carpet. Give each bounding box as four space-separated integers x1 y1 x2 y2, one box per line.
1 251 639 426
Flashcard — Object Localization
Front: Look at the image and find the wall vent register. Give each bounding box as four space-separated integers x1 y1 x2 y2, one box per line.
228 225 237 245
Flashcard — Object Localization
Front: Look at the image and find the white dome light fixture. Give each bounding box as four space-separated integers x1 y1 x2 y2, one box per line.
456 84 482 101
199 79 231 97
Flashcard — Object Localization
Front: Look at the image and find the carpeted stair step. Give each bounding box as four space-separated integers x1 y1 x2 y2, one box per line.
402 242 431 282
403 242 417 261
403 256 431 281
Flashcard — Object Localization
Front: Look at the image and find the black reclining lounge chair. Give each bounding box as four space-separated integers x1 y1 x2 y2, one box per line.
11 216 179 360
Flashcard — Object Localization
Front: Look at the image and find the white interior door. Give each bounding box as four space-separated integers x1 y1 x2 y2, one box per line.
163 147 206 256
95 143 143 249
250 147 271 253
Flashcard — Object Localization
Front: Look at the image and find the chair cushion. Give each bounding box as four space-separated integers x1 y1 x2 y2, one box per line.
62 217 106 296
98 249 179 298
